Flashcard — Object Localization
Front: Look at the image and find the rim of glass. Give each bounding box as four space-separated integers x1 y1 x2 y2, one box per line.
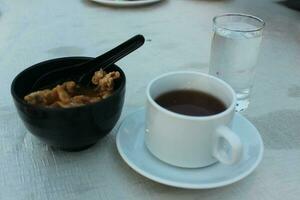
213 13 265 32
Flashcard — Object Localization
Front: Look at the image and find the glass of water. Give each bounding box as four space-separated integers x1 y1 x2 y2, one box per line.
209 13 265 111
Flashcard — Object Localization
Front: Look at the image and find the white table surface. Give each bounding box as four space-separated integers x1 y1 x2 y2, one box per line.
0 0 300 199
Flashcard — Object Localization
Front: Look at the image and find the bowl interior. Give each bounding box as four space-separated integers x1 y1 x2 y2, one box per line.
11 57 125 107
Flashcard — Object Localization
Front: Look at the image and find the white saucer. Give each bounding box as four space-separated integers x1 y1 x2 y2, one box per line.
90 0 163 7
116 109 264 189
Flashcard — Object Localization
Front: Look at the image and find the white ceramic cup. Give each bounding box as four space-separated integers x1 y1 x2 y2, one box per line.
145 71 243 168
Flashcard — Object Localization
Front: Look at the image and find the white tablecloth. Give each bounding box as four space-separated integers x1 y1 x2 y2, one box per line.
0 0 300 199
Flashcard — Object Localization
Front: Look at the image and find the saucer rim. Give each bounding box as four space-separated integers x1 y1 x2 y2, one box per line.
116 108 264 189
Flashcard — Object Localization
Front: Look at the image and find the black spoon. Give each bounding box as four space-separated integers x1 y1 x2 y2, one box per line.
31 34 145 91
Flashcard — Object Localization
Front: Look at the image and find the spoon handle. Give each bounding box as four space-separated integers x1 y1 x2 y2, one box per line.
78 34 145 84
31 34 145 90
85 34 144 71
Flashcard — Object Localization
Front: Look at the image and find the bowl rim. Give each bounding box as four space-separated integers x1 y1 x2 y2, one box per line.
11 56 126 111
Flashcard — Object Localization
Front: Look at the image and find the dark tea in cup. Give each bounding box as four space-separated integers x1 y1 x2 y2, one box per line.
154 90 226 117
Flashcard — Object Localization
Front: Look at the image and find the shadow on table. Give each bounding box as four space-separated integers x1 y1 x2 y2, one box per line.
81 0 169 10
249 109 300 149
278 0 300 11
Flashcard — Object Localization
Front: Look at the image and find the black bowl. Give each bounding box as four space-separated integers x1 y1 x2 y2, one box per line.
11 57 126 151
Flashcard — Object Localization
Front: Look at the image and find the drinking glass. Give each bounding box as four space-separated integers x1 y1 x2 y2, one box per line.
209 13 265 111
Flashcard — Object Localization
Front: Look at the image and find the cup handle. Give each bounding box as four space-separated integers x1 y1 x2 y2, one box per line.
213 126 243 165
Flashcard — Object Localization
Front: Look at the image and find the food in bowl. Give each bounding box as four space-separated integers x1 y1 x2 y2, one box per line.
24 69 120 108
